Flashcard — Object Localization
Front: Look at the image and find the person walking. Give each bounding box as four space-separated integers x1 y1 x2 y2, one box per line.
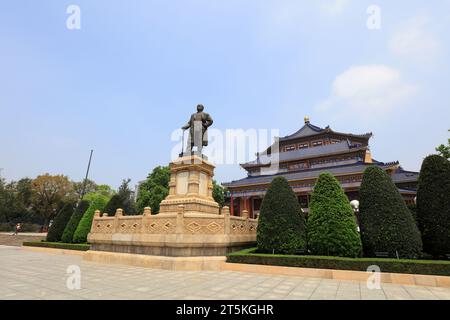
13 223 21 236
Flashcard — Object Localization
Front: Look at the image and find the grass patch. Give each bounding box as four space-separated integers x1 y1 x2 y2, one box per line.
227 248 450 276
22 241 90 251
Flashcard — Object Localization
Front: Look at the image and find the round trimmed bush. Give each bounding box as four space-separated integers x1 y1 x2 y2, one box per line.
61 200 90 243
257 177 306 254
46 202 75 242
417 155 450 258
359 166 422 259
307 173 362 258
72 196 107 243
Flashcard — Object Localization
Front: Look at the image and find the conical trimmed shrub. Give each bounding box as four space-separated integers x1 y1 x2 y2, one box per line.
417 155 450 258
359 166 422 259
307 173 362 258
61 200 90 243
257 177 306 254
46 202 75 242
73 196 107 243
103 194 125 216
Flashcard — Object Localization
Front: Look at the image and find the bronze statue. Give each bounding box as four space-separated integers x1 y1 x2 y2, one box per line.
182 104 213 155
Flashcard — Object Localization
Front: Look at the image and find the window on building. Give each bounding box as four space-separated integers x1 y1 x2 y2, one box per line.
312 141 323 147
299 143 309 149
288 162 308 171
285 145 296 152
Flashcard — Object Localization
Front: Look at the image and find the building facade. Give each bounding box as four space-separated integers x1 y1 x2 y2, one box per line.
223 117 418 218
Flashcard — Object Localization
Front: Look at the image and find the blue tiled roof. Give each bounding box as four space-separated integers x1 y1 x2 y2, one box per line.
243 141 363 167
279 123 372 142
224 162 413 188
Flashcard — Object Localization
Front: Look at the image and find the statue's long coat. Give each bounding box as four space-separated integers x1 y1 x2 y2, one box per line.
183 112 213 147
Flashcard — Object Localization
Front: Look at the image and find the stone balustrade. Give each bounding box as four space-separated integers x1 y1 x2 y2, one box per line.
90 206 258 237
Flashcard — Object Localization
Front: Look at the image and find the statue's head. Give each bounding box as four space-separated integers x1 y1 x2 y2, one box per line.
197 104 204 112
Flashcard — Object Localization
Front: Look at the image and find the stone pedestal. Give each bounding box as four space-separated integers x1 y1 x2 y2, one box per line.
159 155 219 215
85 155 258 270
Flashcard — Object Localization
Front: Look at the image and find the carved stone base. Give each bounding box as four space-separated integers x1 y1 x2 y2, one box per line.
84 251 226 271
159 197 219 215
85 155 258 265
159 155 219 215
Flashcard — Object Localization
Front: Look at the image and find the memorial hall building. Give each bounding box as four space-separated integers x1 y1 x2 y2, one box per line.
223 117 418 218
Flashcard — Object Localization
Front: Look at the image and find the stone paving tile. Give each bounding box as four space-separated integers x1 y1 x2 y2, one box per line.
1 245 450 300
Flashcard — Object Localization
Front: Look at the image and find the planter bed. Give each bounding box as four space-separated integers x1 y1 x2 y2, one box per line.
22 241 90 251
227 248 450 276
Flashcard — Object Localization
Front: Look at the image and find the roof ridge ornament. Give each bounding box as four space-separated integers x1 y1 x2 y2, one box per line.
304 116 310 124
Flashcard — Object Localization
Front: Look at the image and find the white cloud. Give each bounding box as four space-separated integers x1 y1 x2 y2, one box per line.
320 0 350 15
388 15 443 66
317 65 418 117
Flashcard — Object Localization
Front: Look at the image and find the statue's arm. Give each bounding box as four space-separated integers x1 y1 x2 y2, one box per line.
181 116 191 130
204 113 213 128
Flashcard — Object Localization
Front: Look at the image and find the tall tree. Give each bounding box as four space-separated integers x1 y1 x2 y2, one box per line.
73 179 97 199
307 173 362 258
117 179 136 215
102 179 137 216
436 130 450 160
416 155 450 258
31 174 75 229
15 178 33 209
257 177 306 254
212 180 225 208
359 166 423 259
136 166 170 214
0 179 33 224
84 184 115 202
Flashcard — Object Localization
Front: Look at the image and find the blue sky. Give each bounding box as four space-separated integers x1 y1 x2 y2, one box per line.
1 0 449 189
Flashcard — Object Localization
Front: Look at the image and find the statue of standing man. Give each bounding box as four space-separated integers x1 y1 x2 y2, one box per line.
181 104 213 155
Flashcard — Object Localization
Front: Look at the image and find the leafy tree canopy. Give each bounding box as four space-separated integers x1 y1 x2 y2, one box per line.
136 166 170 214
31 174 76 228
436 129 450 160
212 180 225 208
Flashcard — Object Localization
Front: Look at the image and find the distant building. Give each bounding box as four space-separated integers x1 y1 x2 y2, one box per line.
223 117 418 218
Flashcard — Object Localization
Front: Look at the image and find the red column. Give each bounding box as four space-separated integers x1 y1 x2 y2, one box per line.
230 195 234 216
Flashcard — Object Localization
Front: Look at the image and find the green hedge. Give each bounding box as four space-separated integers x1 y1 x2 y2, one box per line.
23 241 90 251
227 248 450 276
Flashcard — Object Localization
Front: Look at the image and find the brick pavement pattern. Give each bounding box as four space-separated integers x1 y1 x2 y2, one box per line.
1 246 450 300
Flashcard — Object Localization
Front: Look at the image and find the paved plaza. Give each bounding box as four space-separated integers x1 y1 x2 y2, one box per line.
1 245 450 300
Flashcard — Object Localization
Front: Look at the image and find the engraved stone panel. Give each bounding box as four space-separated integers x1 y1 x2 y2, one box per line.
199 172 208 196
176 171 189 195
